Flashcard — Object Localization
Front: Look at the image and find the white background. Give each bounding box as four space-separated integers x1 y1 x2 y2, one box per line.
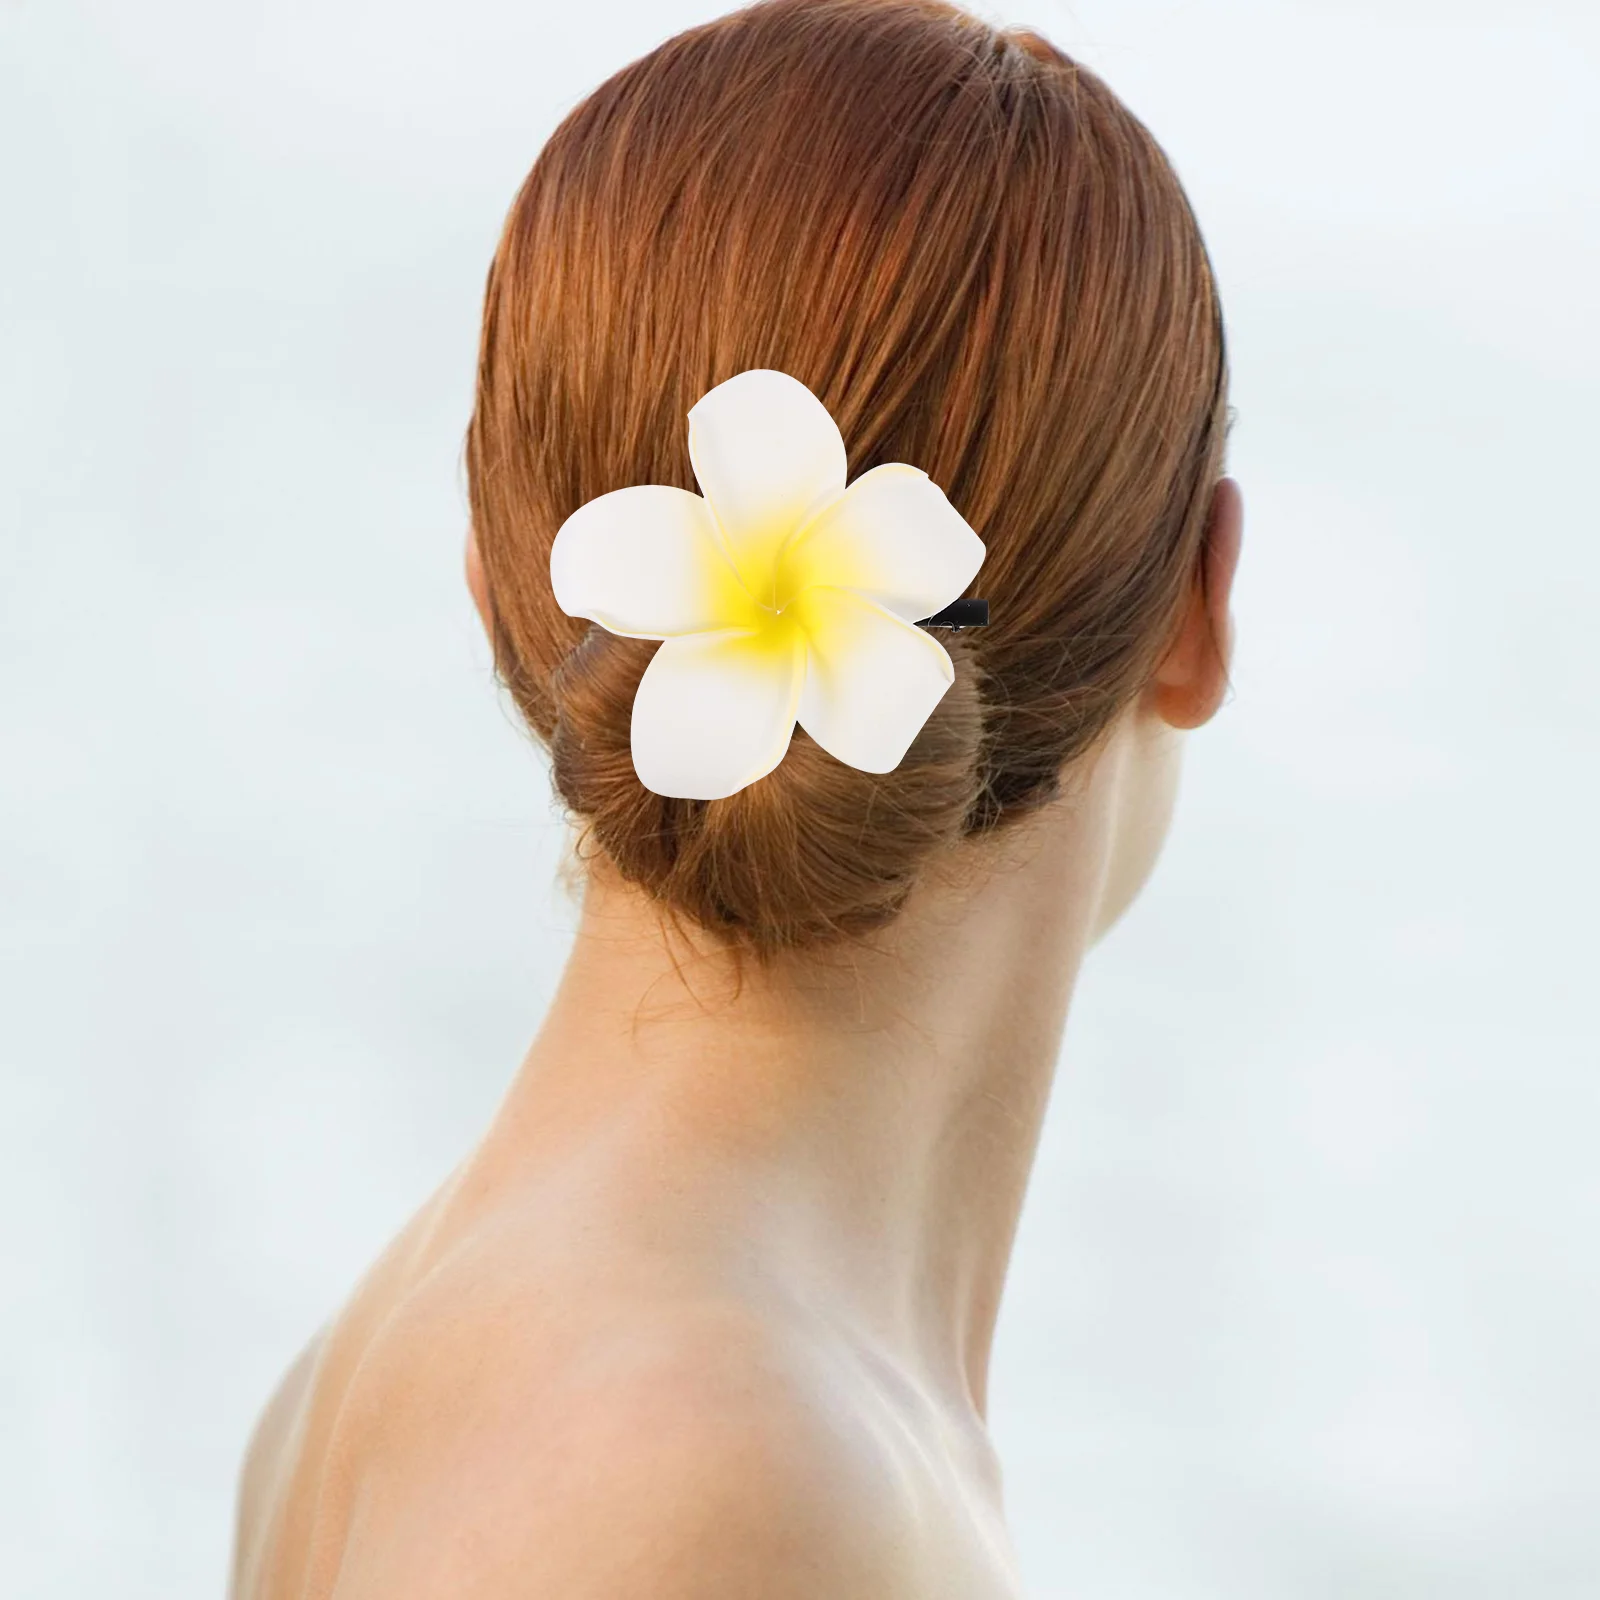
2 0 1596 1594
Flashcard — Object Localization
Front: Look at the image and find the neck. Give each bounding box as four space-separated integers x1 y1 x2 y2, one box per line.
480 736 1132 1425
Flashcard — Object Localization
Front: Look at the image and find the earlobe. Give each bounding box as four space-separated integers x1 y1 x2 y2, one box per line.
1148 476 1243 731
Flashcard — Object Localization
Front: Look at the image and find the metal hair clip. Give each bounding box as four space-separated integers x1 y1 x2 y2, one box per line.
916 598 988 630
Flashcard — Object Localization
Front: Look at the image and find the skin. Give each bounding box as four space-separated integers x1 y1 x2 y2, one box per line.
230 479 1243 1599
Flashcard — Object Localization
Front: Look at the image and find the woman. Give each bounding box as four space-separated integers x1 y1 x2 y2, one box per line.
230 0 1242 1593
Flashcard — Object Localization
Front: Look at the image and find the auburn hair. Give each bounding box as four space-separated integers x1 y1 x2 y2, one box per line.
465 0 1230 958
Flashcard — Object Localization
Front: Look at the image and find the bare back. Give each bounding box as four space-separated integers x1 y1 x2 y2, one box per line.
230 1147 1025 1599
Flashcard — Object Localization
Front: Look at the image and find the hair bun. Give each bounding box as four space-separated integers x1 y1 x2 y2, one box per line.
548 628 985 956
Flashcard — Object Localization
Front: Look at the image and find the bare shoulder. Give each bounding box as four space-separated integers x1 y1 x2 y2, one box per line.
326 1289 926 1599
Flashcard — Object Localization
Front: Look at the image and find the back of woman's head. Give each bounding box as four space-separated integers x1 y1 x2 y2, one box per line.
465 0 1230 960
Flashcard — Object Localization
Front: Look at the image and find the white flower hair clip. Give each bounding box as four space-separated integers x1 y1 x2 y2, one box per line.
549 368 987 800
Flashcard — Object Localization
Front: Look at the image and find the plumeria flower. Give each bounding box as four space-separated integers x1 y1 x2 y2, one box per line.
549 368 985 800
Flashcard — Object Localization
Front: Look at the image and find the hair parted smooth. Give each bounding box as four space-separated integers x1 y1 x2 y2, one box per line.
465 0 1230 959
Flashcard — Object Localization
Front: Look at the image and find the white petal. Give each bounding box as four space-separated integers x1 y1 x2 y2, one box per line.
550 484 762 638
631 625 805 800
778 463 985 623
790 587 955 774
687 370 848 608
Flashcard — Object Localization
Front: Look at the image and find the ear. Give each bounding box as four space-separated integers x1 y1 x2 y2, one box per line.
464 523 493 640
1146 476 1243 731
